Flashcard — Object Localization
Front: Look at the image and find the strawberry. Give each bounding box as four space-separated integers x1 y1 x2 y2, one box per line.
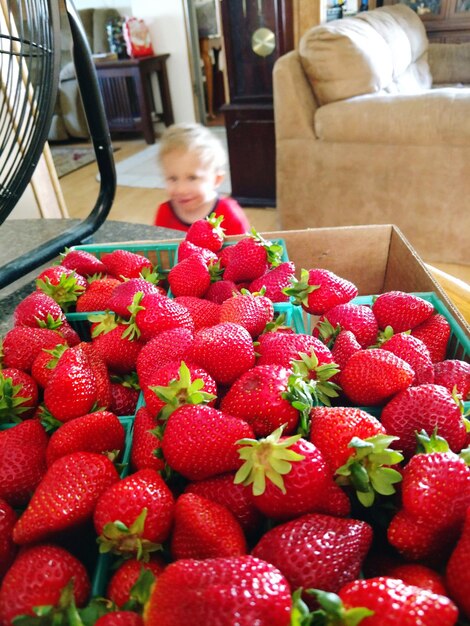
13 451 119 545
128 292 194 342
204 278 239 303
170 493 247 560
75 277 121 312
60 247 107 276
91 316 144 375
144 555 292 626
223 231 284 283
31 343 69 388
0 498 17 580
110 374 140 416
186 213 225 251
100 249 153 280
331 329 361 382
187 322 255 385
81 341 113 408
168 253 211 297
434 359 470 400
332 577 458 626
256 331 334 369
218 243 236 268
174 295 221 331
94 468 175 559
44 343 98 422
381 383 466 458
0 419 48 506
184 472 264 534
136 327 194 387
45 410 126 466
339 348 414 405
252 513 372 599
314 302 379 348
411 313 451 363
372 291 435 333
131 406 164 473
248 261 296 303
106 278 164 318
177 239 218 264
382 332 434 385
446 506 470 618
2 326 68 372
107 556 165 608
0 368 38 423
235 428 350 520
162 404 254 481
384 563 448 596
0 544 91 626
284 268 358 315
36 265 87 309
219 291 274 338
14 291 72 334
96 613 143 626
143 360 217 421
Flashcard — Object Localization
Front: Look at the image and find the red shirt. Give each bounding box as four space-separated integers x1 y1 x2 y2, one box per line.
154 197 250 236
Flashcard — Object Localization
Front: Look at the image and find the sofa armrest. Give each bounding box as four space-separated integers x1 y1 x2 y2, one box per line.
273 50 318 141
428 42 470 85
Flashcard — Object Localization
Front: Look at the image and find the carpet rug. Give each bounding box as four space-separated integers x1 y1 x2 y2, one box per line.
51 145 119 178
111 126 232 194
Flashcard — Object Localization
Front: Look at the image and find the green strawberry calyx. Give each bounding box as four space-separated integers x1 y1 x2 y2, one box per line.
12 580 85 626
35 313 64 331
290 588 374 626
335 435 403 508
122 567 156 613
121 292 146 340
139 265 165 284
0 372 32 424
110 371 141 390
88 311 121 337
97 508 162 562
36 272 86 311
234 425 305 496
282 268 319 307
38 405 64 433
149 361 217 423
261 312 289 335
206 211 226 237
208 259 224 283
249 228 284 267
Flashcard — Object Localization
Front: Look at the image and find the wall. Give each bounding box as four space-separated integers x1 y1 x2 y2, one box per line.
73 0 196 123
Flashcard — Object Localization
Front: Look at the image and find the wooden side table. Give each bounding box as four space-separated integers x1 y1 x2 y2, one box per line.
94 54 174 144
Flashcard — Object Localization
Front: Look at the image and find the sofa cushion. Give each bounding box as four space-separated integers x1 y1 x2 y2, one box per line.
299 4 431 106
314 87 470 145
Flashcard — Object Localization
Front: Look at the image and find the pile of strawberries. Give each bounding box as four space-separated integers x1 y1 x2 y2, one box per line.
0 215 469 626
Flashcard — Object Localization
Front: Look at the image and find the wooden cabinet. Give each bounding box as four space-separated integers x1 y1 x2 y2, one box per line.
382 0 470 41
220 0 294 207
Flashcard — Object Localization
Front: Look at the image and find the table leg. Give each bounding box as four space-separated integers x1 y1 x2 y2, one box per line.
136 69 155 144
155 63 174 126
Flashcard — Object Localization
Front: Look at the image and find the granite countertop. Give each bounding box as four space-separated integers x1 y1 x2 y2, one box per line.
0 219 182 336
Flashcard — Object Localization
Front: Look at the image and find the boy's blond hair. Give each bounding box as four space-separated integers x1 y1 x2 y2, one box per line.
158 123 227 174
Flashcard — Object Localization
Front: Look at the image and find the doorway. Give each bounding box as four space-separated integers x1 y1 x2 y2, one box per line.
183 0 227 127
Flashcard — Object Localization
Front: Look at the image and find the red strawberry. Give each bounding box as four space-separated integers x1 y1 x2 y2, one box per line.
144 555 292 626
95 613 143 626
100 249 153 280
382 332 434 385
315 302 379 348
0 544 91 626
204 278 239 304
75 277 121 312
0 498 17 580
331 329 361 382
236 428 350 520
184 472 263 534
162 404 254 481
136 327 194 388
411 313 451 363
171 493 247 560
109 375 140 416
45 410 126 466
174 295 221 331
248 261 296 303
14 291 70 332
219 291 274 338
0 368 38 422
91 318 143 375
44 343 98 422
177 239 218 264
107 556 165 608
31 343 69 388
130 406 164 473
384 563 448 596
187 322 256 385
0 419 48 506
129 292 194 342
218 243 235 268
372 291 435 333
434 359 470 400
284 268 358 315
36 265 87 309
252 513 372 599
94 469 175 558
168 253 211 298
223 231 284 283
13 451 119 545
256 331 334 369
446 506 470 618
335 577 457 626
106 278 164 318
186 213 225 251
2 326 68 372
381 384 466 458
60 247 107 276
339 349 414 405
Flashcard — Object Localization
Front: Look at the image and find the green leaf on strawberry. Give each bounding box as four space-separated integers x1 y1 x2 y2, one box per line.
249 228 284 267
303 589 374 626
0 373 32 424
97 508 162 562
12 581 85 626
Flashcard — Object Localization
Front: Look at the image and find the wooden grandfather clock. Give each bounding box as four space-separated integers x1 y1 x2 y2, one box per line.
220 0 294 207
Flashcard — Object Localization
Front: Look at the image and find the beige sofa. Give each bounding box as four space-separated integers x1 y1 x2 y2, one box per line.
273 4 470 264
